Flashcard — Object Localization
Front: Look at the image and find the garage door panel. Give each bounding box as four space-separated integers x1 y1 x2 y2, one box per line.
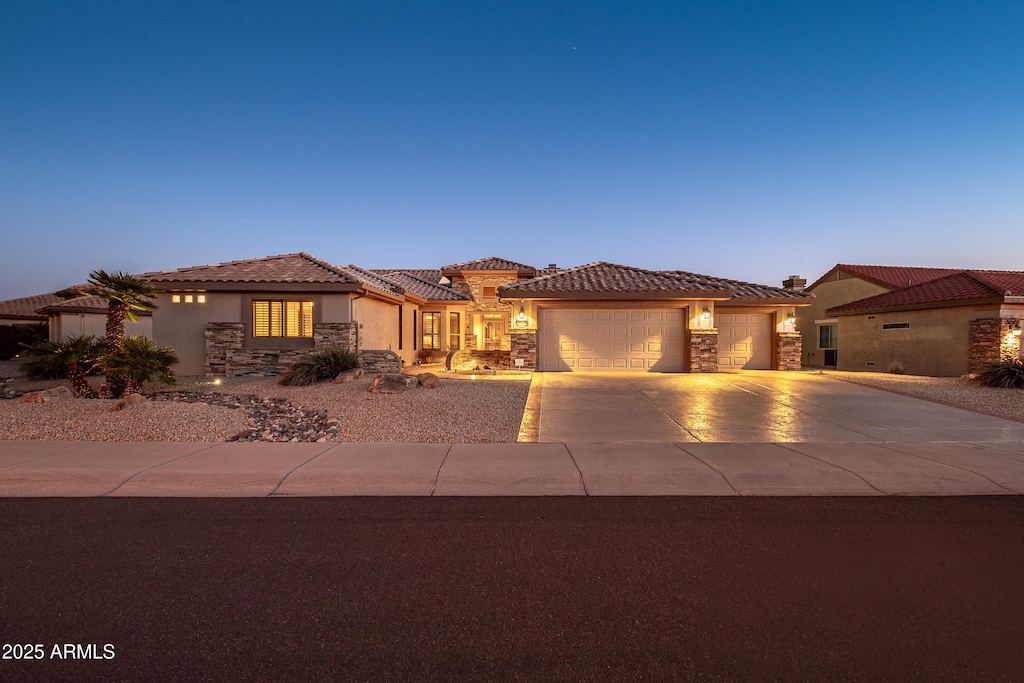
717 312 773 370
539 308 684 372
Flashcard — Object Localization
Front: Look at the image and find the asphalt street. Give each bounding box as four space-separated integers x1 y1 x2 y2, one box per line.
2 497 1023 681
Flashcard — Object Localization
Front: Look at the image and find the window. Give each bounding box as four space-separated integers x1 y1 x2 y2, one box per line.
398 305 403 350
482 286 497 300
422 312 442 350
252 300 313 338
882 322 910 330
818 324 837 350
449 312 461 351
413 312 417 350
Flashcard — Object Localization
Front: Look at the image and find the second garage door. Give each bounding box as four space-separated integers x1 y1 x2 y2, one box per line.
537 308 684 372
717 312 773 369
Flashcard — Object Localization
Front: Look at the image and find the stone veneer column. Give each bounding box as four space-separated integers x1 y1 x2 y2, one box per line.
314 322 357 351
510 330 537 369
969 318 1020 373
775 332 802 370
205 323 244 376
687 329 718 373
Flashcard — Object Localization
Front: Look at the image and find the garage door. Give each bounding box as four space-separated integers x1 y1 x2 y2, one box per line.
717 313 773 369
537 309 684 372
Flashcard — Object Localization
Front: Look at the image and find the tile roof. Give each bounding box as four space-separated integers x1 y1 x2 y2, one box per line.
335 265 406 297
808 264 960 291
379 271 468 301
372 269 443 283
660 271 814 302
142 252 361 286
827 270 1024 313
0 293 65 320
499 262 735 296
36 295 154 315
441 257 537 273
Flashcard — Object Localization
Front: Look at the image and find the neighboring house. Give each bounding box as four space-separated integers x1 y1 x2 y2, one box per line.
0 285 86 327
37 295 152 342
135 251 811 377
799 264 1024 376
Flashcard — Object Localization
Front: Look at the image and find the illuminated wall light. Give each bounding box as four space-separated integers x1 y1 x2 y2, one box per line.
184 294 193 303
786 311 796 325
197 294 206 303
171 294 181 303
701 306 711 320
518 305 526 321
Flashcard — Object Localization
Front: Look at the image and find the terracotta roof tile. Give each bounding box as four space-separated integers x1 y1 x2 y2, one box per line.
441 256 536 273
660 271 813 302
36 295 153 315
142 252 360 286
380 272 468 301
372 269 443 283
0 293 64 320
808 264 960 291
827 270 1024 313
336 265 406 297
499 262 734 296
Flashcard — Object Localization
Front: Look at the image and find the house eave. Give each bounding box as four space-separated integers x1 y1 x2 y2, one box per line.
499 291 734 301
828 296 1009 316
150 281 362 293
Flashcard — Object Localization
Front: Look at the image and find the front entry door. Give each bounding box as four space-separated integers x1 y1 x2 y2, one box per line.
483 316 505 350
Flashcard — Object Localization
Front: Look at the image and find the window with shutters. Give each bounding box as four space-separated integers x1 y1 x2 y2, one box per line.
422 312 442 350
252 300 314 338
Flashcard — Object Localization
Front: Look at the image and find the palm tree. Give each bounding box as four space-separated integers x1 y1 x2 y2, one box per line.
21 336 104 398
82 270 160 397
100 335 179 395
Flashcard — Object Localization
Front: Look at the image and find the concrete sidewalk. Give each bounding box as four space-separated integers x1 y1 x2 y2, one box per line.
1 439 1023 496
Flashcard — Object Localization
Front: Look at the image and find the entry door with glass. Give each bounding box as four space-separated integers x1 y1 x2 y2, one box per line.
483 314 505 350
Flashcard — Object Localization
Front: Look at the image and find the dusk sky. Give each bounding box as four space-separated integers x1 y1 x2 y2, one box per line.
2 1 1022 300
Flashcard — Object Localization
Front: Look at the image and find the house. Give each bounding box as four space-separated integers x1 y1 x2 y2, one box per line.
0 285 86 327
138 252 812 377
798 264 1024 376
37 294 153 341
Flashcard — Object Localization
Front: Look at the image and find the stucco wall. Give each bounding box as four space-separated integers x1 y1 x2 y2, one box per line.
353 296 402 356
798 276 889 368
836 305 1006 376
152 292 242 376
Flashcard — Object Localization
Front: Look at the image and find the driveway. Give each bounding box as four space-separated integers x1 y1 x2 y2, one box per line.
529 371 1024 443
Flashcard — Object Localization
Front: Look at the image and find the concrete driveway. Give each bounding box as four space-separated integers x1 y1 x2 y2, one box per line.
527 371 1024 443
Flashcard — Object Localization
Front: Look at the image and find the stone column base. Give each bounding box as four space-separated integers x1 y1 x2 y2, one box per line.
688 329 718 373
775 332 802 370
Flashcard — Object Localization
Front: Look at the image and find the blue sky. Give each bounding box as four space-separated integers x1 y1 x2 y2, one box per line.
2 1 1022 299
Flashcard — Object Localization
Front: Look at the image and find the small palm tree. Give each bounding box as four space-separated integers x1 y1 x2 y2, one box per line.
21 335 104 398
100 335 178 395
82 270 160 397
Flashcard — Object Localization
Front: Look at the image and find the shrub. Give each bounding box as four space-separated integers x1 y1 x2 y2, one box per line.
887 360 906 375
100 335 179 395
975 360 1024 389
278 347 360 386
21 335 104 380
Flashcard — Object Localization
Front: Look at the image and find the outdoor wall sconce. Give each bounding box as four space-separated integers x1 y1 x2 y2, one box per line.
518 305 526 321
786 311 796 325
701 306 711 320
1012 320 1022 336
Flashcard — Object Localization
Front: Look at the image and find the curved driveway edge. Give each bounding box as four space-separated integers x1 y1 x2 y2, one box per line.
1 439 1023 497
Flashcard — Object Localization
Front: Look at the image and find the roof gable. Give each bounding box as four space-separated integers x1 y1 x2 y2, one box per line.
0 292 64 320
441 256 536 275
142 252 361 287
827 270 1024 313
498 262 734 297
808 264 960 292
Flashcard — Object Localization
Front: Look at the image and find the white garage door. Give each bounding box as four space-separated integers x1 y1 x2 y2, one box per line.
717 313 773 369
537 308 684 372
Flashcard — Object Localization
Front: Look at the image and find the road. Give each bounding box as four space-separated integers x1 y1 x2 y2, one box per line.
2 497 1023 681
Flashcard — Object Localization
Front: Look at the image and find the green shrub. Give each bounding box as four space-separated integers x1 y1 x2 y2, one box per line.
975 360 1024 389
278 347 360 386
21 335 104 380
887 360 906 375
100 335 179 394
0 323 47 360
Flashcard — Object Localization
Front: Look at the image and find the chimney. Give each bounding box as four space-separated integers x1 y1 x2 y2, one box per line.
782 275 806 291
547 263 558 269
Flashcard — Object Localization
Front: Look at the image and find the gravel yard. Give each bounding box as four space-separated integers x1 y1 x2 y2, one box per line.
1 355 531 442
822 371 1024 423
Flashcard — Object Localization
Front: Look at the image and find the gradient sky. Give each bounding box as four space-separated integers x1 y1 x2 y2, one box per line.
2 1 1022 299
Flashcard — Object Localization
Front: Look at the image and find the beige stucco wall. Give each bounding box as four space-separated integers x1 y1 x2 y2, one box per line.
354 296 402 356
836 305 1009 376
798 276 889 367
152 292 242 376
51 313 151 342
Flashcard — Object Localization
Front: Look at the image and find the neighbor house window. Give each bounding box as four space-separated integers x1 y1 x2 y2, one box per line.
422 312 442 350
252 300 313 338
818 324 837 350
449 312 461 351
882 322 910 330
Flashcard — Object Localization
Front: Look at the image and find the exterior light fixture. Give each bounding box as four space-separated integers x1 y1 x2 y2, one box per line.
786 311 796 325
701 306 711 320
1012 320 1022 337
518 305 526 321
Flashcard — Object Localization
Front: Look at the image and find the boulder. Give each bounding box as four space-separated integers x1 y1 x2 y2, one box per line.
15 386 76 403
368 373 420 394
111 393 150 411
418 372 441 389
334 367 364 384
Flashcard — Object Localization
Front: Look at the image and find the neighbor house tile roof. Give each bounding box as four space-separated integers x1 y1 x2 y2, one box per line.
807 264 960 292
827 270 1024 313
441 257 537 274
335 265 407 297
380 272 468 301
660 272 814 302
0 293 65 320
499 262 735 297
142 252 361 286
372 269 443 283
36 295 154 315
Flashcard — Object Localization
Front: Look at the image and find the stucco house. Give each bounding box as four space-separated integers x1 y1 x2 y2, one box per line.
37 294 153 341
798 264 1024 376
0 285 87 328
137 252 812 377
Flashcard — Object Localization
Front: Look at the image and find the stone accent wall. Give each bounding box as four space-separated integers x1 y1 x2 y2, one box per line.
775 332 802 371
360 349 401 375
448 349 512 370
314 322 357 351
205 323 243 376
687 329 718 373
510 330 537 369
969 318 1022 373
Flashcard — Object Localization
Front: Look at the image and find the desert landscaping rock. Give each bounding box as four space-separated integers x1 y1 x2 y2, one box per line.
368 373 420 394
15 386 75 403
334 368 364 384
111 393 150 411
417 372 441 389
